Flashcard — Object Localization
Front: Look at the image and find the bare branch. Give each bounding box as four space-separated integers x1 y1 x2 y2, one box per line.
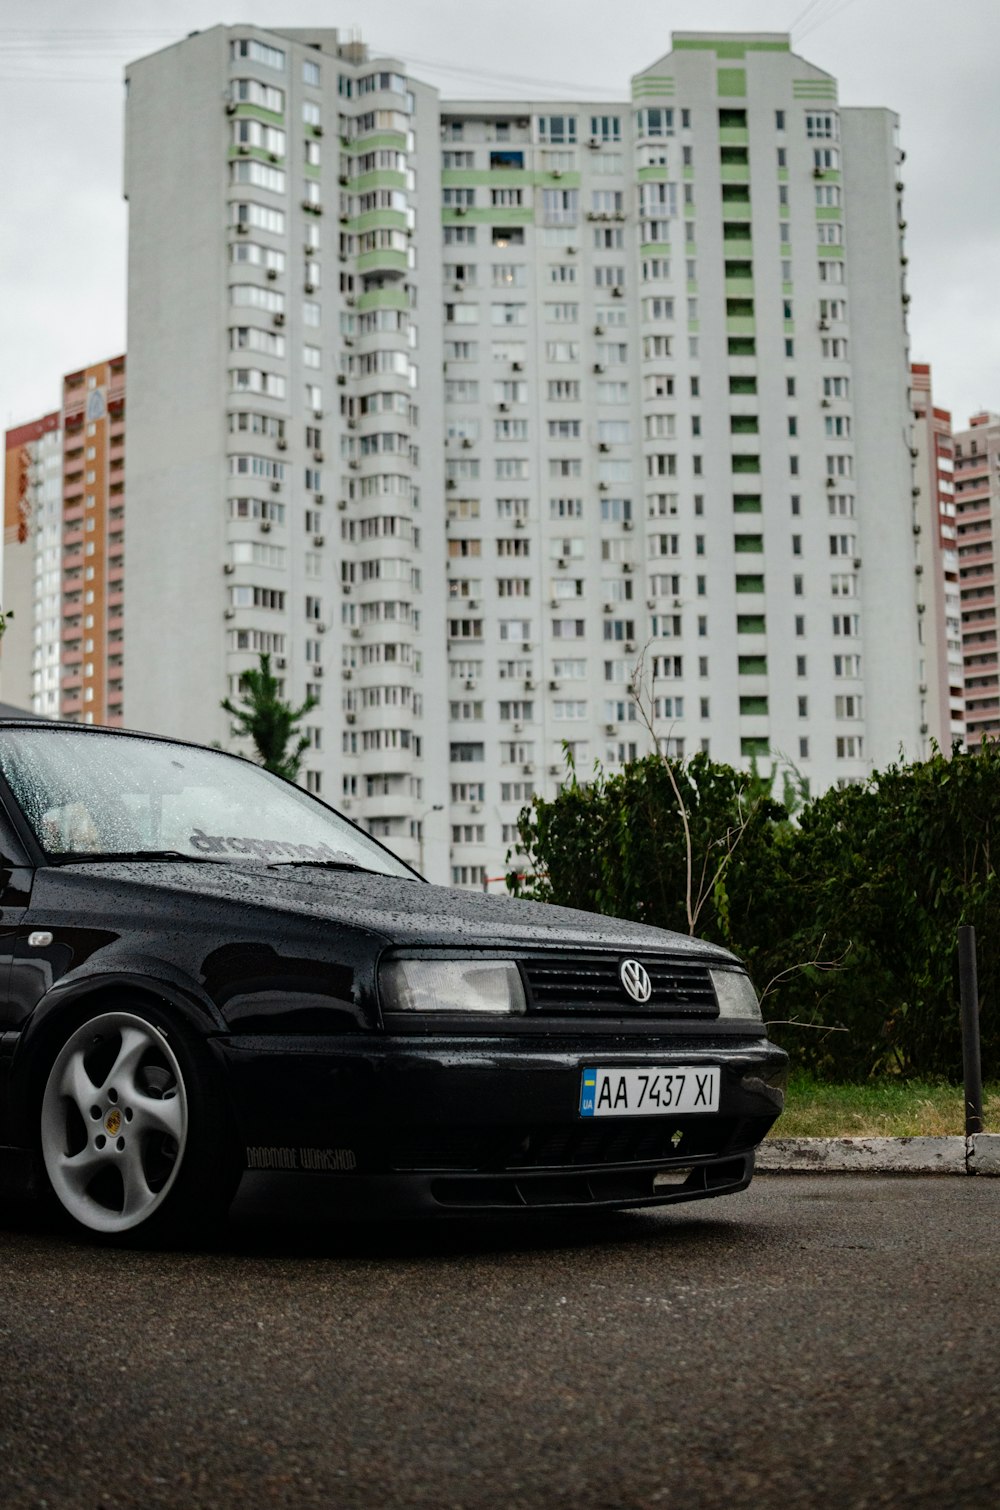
628 648 764 936
758 938 852 1004
629 649 696 931
762 1017 848 1035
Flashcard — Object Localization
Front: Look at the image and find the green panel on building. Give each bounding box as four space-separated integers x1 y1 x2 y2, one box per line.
233 103 284 126
357 287 409 312
717 69 747 98
356 249 408 273
632 75 675 98
350 131 408 154
441 207 534 226
442 169 533 188
674 38 789 54
353 170 407 193
351 209 408 234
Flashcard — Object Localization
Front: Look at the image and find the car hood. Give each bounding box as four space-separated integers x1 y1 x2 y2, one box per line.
51 860 736 963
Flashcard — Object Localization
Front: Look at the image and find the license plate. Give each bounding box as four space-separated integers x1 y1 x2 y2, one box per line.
579 1066 720 1118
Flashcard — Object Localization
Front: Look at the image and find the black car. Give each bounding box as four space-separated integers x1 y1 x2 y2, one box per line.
0 721 786 1241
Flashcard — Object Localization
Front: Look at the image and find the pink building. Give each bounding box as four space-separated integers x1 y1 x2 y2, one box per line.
910 365 963 748
954 410 1000 749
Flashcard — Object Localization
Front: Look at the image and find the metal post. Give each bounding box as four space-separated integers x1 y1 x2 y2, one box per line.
417 803 443 878
958 925 983 1138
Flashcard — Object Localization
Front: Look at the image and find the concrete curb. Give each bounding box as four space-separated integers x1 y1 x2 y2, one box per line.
757 1133 1000 1176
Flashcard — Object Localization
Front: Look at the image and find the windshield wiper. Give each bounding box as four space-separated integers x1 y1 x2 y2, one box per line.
267 858 376 873
47 849 233 865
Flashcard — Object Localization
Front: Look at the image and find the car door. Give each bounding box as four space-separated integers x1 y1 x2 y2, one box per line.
0 798 34 1133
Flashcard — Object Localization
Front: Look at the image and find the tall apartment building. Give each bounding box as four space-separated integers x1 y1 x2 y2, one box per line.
910 364 964 748
954 411 1000 749
123 27 924 885
2 356 127 722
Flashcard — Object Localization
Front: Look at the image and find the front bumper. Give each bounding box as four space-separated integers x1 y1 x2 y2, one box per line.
214 1030 787 1216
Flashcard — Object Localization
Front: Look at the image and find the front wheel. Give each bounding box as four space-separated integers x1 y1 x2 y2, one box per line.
39 1005 238 1243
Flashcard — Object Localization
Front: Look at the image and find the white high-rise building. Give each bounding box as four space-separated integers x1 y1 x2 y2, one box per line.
123 28 924 885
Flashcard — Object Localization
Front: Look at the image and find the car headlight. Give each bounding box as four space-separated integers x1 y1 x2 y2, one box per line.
380 958 527 1016
710 969 762 1022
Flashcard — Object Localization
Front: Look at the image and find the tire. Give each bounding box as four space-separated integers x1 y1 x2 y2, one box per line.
39 1003 239 1245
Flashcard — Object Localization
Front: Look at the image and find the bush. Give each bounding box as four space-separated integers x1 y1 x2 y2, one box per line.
509 744 999 1081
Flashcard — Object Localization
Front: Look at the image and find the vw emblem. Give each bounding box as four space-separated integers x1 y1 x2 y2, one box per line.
619 958 652 1003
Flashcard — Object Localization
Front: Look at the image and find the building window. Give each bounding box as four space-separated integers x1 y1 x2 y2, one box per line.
806 112 839 140
230 38 285 70
590 115 621 142
233 78 285 113
538 115 578 144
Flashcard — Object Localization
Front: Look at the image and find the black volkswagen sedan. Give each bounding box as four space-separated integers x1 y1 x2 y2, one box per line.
0 721 786 1241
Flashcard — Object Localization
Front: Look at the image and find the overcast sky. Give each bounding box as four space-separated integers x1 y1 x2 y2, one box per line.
2 0 999 438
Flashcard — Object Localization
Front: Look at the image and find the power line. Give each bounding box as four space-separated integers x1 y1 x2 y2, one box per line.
797 0 864 44
0 76 119 83
786 0 830 35
0 28 622 97
379 48 621 96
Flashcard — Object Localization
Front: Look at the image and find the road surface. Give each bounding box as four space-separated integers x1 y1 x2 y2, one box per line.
1 1175 997 1508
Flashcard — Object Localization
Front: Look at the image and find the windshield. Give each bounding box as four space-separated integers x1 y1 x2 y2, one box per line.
0 728 416 878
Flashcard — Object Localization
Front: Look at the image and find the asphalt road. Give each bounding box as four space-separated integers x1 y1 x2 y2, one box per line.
1 1175 998 1510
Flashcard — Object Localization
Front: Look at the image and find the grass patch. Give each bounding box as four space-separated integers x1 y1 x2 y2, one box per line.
767 1071 1000 1139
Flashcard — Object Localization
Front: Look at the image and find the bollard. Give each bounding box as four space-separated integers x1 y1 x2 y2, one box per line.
958 925 983 1137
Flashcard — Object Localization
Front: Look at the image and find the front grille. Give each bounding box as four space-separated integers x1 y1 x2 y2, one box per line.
383 1117 743 1173
521 955 718 1017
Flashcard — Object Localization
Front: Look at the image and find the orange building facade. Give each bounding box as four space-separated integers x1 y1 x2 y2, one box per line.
2 355 126 723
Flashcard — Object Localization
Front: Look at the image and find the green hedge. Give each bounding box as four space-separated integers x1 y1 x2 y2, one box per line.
508 744 999 1080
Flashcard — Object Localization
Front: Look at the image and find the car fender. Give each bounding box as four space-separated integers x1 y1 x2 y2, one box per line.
7 958 228 1130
